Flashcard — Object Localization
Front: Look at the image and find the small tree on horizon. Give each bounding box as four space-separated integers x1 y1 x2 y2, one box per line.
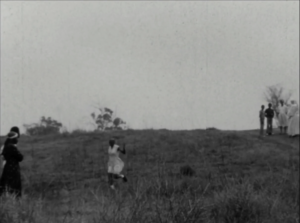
90 106 127 131
264 84 293 107
113 117 126 129
264 84 293 122
24 116 63 136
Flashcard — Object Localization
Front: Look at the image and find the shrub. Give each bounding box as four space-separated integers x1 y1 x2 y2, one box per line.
24 116 63 136
180 165 196 177
209 183 269 223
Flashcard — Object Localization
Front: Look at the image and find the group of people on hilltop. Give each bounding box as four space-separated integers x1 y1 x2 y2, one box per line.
259 99 299 137
0 128 127 198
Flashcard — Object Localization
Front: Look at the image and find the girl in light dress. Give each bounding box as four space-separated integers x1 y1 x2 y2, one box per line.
107 138 127 190
276 100 288 134
287 100 299 137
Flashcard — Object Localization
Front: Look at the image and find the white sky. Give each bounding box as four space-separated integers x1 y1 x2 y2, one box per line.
1 1 299 134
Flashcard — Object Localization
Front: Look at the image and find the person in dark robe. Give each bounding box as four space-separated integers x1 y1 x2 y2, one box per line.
0 127 23 198
264 103 275 136
1 126 20 168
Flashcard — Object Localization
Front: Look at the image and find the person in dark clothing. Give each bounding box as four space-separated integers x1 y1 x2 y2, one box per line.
265 103 275 135
259 105 265 136
1 126 20 167
9 127 20 137
0 127 23 198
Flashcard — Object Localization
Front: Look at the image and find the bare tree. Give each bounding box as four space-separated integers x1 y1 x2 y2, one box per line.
264 84 292 105
264 84 293 117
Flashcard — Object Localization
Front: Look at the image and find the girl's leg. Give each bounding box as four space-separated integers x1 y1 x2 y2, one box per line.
113 174 127 182
108 173 114 186
284 126 287 134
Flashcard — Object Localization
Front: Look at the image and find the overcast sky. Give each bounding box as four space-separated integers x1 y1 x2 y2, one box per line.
1 1 299 134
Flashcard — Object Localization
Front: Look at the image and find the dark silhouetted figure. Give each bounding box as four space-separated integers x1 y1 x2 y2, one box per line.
0 127 23 198
265 103 275 136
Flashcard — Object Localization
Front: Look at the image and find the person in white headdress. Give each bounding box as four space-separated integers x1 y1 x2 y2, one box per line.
107 138 127 190
287 100 299 137
276 99 288 134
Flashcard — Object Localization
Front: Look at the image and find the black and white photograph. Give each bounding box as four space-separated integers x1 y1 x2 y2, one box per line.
0 1 299 222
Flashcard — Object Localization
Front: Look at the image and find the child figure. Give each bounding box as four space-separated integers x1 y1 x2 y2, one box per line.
107 138 127 190
259 105 265 136
265 103 275 136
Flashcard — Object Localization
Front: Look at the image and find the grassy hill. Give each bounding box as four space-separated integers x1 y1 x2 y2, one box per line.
0 129 299 223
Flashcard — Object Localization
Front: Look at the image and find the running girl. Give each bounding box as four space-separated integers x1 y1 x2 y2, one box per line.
107 138 127 190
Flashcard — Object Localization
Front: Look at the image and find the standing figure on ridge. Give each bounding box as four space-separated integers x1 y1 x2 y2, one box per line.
276 100 288 135
264 103 275 136
259 105 265 136
287 100 299 137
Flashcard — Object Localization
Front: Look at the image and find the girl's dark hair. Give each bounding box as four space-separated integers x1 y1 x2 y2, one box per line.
109 139 115 147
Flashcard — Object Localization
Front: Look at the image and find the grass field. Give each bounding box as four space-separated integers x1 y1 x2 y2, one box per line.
0 129 299 223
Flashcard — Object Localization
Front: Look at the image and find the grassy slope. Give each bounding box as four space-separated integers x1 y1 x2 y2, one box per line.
0 129 299 223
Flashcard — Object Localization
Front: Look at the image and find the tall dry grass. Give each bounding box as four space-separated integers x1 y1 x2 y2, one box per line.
0 129 298 223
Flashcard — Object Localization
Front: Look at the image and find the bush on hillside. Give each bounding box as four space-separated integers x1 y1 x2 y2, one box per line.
24 116 63 136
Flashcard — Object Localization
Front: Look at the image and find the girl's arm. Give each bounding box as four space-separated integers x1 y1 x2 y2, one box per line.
118 144 126 154
15 148 24 162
